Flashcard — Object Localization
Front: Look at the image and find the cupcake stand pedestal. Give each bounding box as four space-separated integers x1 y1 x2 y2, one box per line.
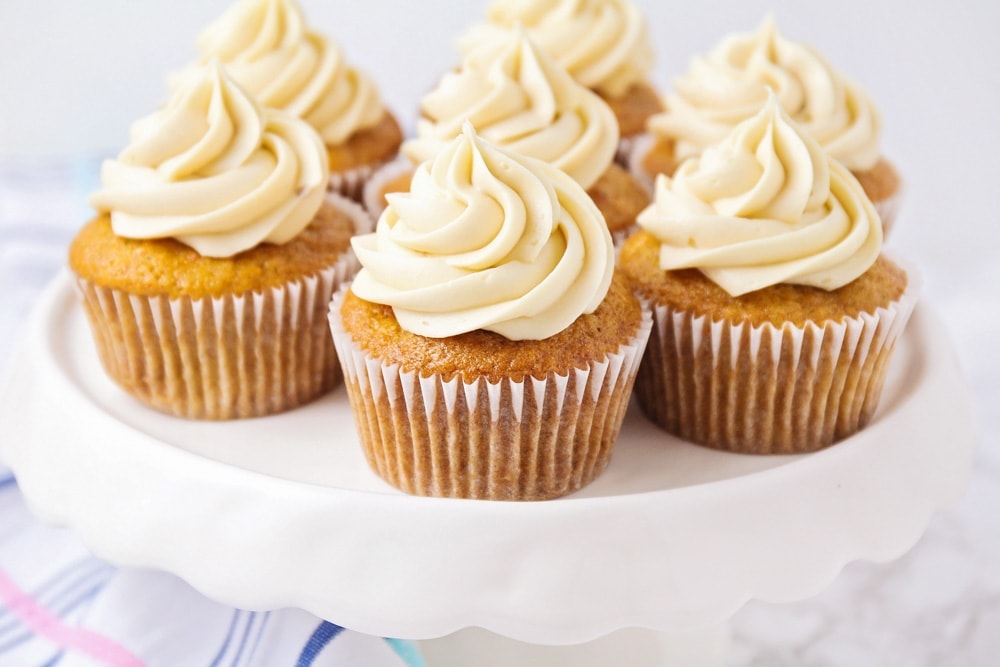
0 273 976 666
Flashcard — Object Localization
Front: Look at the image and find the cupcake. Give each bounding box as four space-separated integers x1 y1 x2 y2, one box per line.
633 18 901 234
619 93 918 454
456 0 663 148
174 0 403 200
331 123 651 500
364 28 649 244
69 61 371 420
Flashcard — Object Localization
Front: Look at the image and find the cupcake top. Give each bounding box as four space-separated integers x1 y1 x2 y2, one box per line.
403 28 619 190
648 17 882 172
456 0 655 98
174 0 385 145
637 93 882 297
88 60 329 258
351 122 614 341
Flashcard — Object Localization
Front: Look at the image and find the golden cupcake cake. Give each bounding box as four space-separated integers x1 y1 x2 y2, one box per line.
620 94 918 454
69 61 371 420
174 0 403 200
364 28 649 244
633 18 901 234
456 0 663 146
331 123 651 500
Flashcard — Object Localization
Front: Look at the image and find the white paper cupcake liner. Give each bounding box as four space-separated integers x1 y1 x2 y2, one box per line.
615 134 639 168
326 190 376 237
75 195 371 420
612 224 640 249
624 132 659 194
329 289 653 500
634 258 921 454
873 187 903 239
328 161 381 203
360 156 415 219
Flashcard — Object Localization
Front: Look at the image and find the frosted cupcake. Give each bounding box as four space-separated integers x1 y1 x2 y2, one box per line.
456 0 663 147
620 94 917 454
174 0 403 199
633 18 901 234
69 62 371 420
331 123 651 500
364 28 649 244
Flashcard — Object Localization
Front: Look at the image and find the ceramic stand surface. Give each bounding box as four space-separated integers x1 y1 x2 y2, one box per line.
419 626 731 667
0 273 976 661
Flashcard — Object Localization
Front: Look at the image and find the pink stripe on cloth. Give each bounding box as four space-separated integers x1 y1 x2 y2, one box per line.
0 568 144 667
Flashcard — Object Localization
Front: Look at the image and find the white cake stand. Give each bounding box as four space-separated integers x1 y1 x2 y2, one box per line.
0 272 975 666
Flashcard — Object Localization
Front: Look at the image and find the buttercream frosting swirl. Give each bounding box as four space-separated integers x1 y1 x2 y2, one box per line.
178 0 384 145
638 93 882 296
648 18 882 171
352 123 614 340
404 28 619 191
89 60 329 258
457 0 654 97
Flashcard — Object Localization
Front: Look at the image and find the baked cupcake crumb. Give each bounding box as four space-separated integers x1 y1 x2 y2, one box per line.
70 199 356 300
621 231 908 328
340 273 641 384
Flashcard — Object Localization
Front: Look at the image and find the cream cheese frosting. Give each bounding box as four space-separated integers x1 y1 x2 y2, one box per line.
89 60 329 258
648 18 882 172
351 123 614 340
176 0 384 145
457 0 655 97
404 28 619 191
638 93 882 297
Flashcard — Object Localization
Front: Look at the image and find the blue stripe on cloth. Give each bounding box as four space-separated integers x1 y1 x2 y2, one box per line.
385 638 427 667
208 609 271 667
209 610 243 667
230 611 258 666
39 650 62 667
295 621 345 667
0 474 16 491
242 611 270 666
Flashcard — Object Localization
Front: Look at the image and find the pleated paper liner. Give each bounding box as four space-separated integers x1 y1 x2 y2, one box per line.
328 159 394 204
612 224 640 249
873 187 903 239
360 156 414 219
329 289 653 501
634 259 921 454
615 133 641 170
74 194 373 420
624 132 661 194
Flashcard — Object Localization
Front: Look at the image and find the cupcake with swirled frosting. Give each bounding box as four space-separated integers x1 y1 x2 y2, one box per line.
364 27 649 244
456 0 663 145
632 18 901 234
173 0 402 200
620 93 918 453
69 61 371 419
330 123 651 500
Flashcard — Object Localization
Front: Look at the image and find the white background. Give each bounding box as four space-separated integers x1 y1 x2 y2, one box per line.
1 1 999 664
